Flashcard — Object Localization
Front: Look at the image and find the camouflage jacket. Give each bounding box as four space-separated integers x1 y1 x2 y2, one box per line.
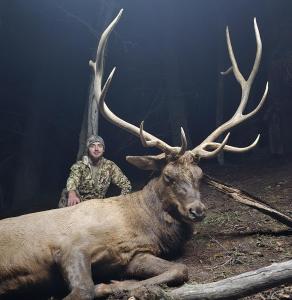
59 156 131 207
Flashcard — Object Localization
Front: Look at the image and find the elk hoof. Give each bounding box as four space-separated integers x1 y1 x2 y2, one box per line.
128 285 173 300
94 283 113 298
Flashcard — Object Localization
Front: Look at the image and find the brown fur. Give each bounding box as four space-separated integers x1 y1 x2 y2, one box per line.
0 152 206 299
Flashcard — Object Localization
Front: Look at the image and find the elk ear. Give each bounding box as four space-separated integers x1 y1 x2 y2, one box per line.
126 153 167 171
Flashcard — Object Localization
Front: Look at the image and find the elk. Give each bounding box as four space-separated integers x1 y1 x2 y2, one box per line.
0 9 268 300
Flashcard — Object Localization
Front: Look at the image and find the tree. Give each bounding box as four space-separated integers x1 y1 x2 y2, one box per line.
76 1 119 159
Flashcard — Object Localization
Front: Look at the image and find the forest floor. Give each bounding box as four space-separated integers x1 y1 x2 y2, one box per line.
175 155 292 299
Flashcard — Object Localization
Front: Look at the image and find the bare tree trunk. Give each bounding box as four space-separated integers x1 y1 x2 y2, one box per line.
77 89 90 160
263 1 285 156
77 1 119 159
159 4 192 148
87 76 98 138
215 64 225 165
12 85 43 211
215 35 225 165
213 5 228 165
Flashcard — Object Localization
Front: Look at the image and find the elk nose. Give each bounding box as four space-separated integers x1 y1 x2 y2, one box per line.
189 205 206 220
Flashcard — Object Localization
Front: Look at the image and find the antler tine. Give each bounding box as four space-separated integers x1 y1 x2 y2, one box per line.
244 81 269 120
224 18 266 116
178 127 187 155
139 121 148 147
248 18 262 84
220 66 233 76
226 26 245 86
191 19 268 159
139 121 187 155
206 134 260 153
89 9 123 101
90 9 182 156
195 133 231 159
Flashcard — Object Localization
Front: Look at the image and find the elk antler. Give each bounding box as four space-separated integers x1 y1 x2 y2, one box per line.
191 18 269 159
89 9 187 156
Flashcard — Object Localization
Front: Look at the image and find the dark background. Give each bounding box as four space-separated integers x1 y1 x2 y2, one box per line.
0 0 291 216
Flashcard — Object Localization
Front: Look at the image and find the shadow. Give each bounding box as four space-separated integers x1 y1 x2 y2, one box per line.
199 229 292 239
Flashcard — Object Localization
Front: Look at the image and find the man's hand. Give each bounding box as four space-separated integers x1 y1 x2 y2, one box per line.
67 190 81 206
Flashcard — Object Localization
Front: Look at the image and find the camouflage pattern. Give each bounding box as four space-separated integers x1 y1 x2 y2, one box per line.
58 156 131 208
87 135 105 148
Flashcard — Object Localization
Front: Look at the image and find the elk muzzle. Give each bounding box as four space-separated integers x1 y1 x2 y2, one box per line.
187 200 206 222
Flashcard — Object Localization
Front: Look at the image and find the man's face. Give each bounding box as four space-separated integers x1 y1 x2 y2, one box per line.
88 142 104 160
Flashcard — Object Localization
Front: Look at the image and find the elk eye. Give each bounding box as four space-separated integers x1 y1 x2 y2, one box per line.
180 187 187 194
163 174 173 184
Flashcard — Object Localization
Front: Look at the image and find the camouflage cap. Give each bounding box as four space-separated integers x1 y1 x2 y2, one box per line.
86 135 105 148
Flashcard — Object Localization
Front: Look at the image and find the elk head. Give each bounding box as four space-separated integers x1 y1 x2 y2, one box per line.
89 9 268 224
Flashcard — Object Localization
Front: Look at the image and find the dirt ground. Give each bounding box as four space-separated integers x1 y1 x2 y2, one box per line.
175 155 292 299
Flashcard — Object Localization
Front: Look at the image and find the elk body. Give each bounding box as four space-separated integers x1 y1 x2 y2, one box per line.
0 9 268 300
0 154 204 299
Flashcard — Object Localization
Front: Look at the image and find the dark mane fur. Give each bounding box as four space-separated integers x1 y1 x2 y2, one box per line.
132 177 193 257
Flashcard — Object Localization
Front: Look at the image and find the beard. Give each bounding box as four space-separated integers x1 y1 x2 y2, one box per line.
88 150 103 162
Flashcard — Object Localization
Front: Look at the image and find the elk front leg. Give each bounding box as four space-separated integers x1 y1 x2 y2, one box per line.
127 253 188 285
57 248 95 300
94 253 188 298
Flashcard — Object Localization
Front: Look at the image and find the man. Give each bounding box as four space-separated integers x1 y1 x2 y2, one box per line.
58 135 132 207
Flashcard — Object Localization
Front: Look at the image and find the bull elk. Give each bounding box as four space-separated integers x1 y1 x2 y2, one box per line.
0 9 268 300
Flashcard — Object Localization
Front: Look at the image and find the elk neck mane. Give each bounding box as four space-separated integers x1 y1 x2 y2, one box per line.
128 176 193 257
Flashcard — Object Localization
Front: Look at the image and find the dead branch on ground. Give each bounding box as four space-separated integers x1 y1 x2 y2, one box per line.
203 174 292 228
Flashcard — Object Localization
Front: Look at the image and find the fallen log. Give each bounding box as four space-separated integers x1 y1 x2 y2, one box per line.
203 174 292 228
169 260 292 300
